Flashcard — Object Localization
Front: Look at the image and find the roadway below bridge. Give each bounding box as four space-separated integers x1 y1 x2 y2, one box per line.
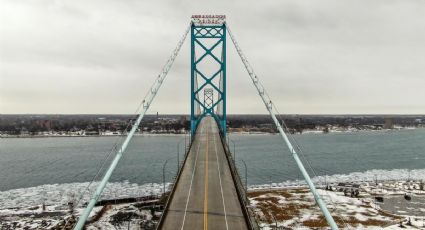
159 116 248 230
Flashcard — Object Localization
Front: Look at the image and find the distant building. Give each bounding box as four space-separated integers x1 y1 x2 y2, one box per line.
20 127 30 136
84 130 99 135
383 118 394 129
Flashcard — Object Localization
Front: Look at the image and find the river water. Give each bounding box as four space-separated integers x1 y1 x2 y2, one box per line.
1 129 425 192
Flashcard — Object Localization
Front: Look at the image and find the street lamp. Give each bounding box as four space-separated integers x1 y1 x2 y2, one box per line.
176 137 187 172
239 159 248 190
184 132 187 153
186 131 192 152
228 138 236 164
162 156 176 194
237 159 248 204
163 136 189 195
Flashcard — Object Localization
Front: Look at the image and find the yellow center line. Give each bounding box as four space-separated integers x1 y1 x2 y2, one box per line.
203 122 209 230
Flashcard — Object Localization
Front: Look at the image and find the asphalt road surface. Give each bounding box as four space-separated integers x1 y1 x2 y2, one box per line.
160 117 248 230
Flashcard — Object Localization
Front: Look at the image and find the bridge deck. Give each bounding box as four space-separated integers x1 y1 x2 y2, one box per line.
160 117 248 230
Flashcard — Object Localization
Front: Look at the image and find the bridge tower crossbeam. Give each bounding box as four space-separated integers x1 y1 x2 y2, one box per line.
203 88 214 113
190 20 226 136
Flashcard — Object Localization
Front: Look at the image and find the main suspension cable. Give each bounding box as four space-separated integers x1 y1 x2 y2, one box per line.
72 23 191 230
272 104 351 229
226 23 339 230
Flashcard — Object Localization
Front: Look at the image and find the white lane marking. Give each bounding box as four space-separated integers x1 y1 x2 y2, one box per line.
180 122 203 230
213 124 229 230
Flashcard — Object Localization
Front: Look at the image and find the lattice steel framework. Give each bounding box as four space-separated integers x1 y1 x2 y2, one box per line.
203 88 214 112
191 23 226 136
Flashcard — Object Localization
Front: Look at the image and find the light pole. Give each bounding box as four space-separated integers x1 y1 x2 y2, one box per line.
177 137 186 171
228 138 236 164
237 159 248 204
187 131 192 152
240 159 248 189
238 159 248 190
184 132 192 157
184 132 187 153
162 157 176 194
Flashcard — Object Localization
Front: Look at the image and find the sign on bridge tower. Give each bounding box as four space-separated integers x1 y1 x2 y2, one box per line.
190 15 227 136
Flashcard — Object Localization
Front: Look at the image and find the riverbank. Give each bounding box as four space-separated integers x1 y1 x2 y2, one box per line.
1 180 424 229
247 175 425 229
1 126 423 138
249 187 423 229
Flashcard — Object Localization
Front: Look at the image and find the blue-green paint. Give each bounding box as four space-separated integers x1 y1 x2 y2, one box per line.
190 23 227 136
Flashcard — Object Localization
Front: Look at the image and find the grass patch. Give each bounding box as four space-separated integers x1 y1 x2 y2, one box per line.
249 188 401 229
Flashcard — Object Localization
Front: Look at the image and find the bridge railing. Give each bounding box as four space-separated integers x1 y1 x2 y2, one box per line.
156 132 194 229
218 132 260 230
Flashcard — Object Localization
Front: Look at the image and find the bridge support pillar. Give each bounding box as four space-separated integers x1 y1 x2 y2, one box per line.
190 21 226 136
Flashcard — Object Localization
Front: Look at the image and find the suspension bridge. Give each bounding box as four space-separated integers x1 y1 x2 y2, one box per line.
71 15 339 230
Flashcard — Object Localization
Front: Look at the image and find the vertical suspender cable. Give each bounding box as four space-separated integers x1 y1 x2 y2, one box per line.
226 24 339 230
73 24 190 230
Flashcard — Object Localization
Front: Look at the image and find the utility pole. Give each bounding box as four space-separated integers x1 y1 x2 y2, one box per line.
375 174 378 186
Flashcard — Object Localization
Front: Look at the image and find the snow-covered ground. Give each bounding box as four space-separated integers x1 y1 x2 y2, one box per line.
85 203 156 230
249 188 424 229
1 169 424 229
249 168 425 190
0 181 169 229
246 168 425 229
0 181 169 209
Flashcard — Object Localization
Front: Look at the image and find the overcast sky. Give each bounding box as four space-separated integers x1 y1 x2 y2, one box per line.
1 0 424 114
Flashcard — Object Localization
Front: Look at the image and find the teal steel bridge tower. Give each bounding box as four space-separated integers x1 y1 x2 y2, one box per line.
190 18 226 136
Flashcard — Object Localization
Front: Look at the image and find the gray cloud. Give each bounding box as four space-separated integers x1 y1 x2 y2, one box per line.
0 0 424 114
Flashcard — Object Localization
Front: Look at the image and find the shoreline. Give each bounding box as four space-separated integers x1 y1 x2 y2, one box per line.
1 127 422 138
1 178 423 229
2 168 424 193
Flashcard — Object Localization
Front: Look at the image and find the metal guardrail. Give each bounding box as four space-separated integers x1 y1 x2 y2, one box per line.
156 133 194 230
95 195 160 206
156 128 259 230
218 133 260 230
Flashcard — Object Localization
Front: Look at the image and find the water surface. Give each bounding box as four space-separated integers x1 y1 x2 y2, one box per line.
1 129 424 191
